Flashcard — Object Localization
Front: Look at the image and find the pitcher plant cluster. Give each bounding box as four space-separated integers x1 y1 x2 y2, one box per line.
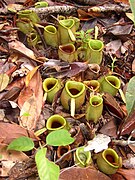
15 8 123 179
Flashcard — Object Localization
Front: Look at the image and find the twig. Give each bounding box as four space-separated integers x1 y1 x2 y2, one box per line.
112 139 135 146
30 6 77 19
88 3 130 13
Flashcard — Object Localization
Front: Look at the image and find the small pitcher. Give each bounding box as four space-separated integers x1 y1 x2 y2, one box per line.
74 146 92 167
17 9 40 24
60 81 86 117
44 25 58 47
58 19 76 45
46 114 68 131
97 148 122 175
99 75 121 96
58 43 77 63
87 39 104 64
43 77 61 104
86 95 103 123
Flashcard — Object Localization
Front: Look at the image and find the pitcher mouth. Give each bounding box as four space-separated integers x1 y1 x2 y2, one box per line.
65 81 85 98
90 96 103 107
59 19 74 29
59 44 75 54
89 39 104 51
44 25 57 34
102 149 119 168
106 76 121 89
46 115 66 131
43 78 58 92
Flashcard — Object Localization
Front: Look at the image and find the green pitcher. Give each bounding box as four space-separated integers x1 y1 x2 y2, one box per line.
44 25 58 47
27 31 39 47
77 46 88 62
74 146 92 167
16 18 34 34
46 114 68 131
97 148 122 175
58 43 77 63
60 81 86 117
99 75 121 96
58 19 76 45
17 9 40 24
83 80 100 93
87 39 104 64
43 77 61 104
86 95 103 123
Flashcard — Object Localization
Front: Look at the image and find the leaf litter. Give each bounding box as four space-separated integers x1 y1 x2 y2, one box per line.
0 0 135 179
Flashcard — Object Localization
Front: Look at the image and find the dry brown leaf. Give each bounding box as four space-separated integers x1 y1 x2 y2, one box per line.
18 70 43 130
8 40 36 61
114 0 129 4
18 86 33 108
25 66 40 87
60 167 111 180
6 77 25 91
103 92 124 119
117 168 135 180
0 122 37 145
20 95 37 130
0 144 29 177
99 117 117 138
119 109 135 136
0 74 9 92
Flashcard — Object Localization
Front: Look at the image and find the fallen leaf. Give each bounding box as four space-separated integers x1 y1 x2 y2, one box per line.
84 134 111 153
0 74 9 92
18 86 33 108
6 77 25 90
114 0 129 4
119 109 135 136
117 168 135 180
18 70 43 130
1 87 21 101
0 144 29 177
0 99 20 123
99 117 117 138
8 40 37 61
108 24 133 35
20 96 37 130
128 144 135 153
25 66 40 87
103 92 124 119
0 122 37 145
68 62 88 77
60 167 111 180
105 40 122 56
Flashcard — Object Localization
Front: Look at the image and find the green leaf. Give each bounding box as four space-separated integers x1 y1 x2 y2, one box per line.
35 148 60 180
7 136 34 151
86 28 94 34
126 76 135 114
46 129 74 146
129 0 135 24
